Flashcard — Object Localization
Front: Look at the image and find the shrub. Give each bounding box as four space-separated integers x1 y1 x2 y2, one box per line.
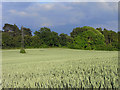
20 48 26 53
95 44 117 51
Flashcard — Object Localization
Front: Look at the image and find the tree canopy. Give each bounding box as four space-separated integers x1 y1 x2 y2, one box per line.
2 23 119 51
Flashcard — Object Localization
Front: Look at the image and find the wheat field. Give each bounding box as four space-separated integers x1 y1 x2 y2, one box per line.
2 48 118 88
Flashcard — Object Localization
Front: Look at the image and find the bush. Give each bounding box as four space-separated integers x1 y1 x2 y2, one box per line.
105 45 116 51
40 44 49 48
95 44 117 51
20 48 26 53
84 46 91 50
95 45 106 50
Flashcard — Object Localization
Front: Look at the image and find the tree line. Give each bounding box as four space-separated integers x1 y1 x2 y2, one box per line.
1 23 120 51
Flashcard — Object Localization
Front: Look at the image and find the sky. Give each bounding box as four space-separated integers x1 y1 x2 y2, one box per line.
1 0 120 2
2 2 118 35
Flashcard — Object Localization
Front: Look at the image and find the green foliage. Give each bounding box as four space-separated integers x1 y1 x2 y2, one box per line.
48 31 60 47
23 27 32 36
2 32 16 48
59 33 73 47
70 27 105 50
2 24 32 49
104 44 117 51
96 27 102 33
2 24 119 51
24 35 32 47
70 26 96 38
40 44 49 48
34 27 60 47
20 48 26 53
30 36 43 48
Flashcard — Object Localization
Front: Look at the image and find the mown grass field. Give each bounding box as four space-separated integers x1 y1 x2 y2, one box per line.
2 48 118 88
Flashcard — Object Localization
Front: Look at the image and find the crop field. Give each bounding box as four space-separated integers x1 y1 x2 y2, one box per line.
2 48 118 88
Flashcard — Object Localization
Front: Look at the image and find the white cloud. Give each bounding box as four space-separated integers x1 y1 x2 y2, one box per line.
2 2 118 32
26 3 73 12
43 4 54 10
24 3 86 26
98 2 118 12
9 9 38 17
9 10 27 16
27 3 54 11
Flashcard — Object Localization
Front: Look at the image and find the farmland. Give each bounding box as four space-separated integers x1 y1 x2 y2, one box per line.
2 48 118 88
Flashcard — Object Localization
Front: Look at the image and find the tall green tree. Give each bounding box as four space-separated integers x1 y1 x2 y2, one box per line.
34 27 59 47
2 23 118 51
49 31 59 47
2 32 15 48
31 36 43 48
34 27 52 46
3 23 20 37
23 27 32 36
102 28 118 50
96 27 103 33
70 26 105 50
59 33 73 47
70 26 96 38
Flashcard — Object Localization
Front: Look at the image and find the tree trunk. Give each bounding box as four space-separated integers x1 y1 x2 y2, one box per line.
21 26 24 49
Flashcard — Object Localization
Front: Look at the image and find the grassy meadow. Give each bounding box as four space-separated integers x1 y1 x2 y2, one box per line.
2 48 118 88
